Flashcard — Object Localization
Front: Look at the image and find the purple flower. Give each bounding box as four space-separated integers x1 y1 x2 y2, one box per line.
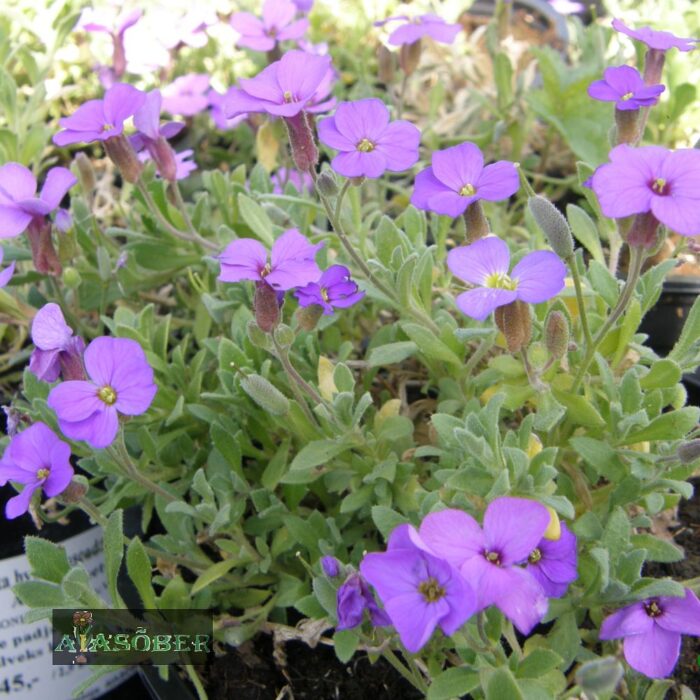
208 88 247 130
29 303 85 383
271 168 313 194
292 0 314 13
590 144 700 237
447 236 566 321
47 337 157 449
0 249 15 288
53 83 146 147
294 265 364 314
0 422 73 519
318 98 420 179
600 589 700 678
81 8 142 78
360 524 476 652
231 0 308 52
337 572 391 630
0 163 76 239
612 18 697 52
411 142 519 218
161 75 210 117
588 66 665 110
225 50 332 118
298 39 327 55
376 14 462 46
418 498 550 634
304 65 337 115
321 555 341 577
218 228 323 291
525 522 577 598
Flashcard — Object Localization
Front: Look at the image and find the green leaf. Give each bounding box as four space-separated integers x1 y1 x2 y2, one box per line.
371 506 409 539
619 407 700 445
552 389 605 429
191 559 239 595
669 293 700 366
24 536 70 584
486 668 524 700
289 439 350 471
644 679 676 700
567 205 604 264
237 193 274 246
104 510 125 608
333 630 359 663
126 537 157 608
312 576 337 617
13 581 66 608
517 649 563 678
401 323 462 366
570 437 625 481
640 359 682 390
588 260 619 308
428 668 480 700
630 534 684 563
367 341 417 367
262 439 290 489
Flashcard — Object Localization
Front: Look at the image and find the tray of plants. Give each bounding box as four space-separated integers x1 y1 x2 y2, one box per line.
1 0 700 699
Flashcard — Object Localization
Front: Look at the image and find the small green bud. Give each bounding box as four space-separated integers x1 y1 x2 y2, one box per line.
62 266 82 289
527 342 548 371
74 152 96 195
677 439 700 464
528 196 574 259
274 323 295 348
316 171 338 197
296 304 324 331
575 657 624 695
57 477 89 504
240 374 290 415
544 310 569 360
246 319 271 349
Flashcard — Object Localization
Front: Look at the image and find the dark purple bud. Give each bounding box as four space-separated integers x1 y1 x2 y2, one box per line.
399 40 421 76
26 218 62 276
336 573 390 630
463 201 490 243
545 311 569 360
283 112 318 173
254 282 281 333
626 211 660 249
147 136 178 181
59 337 87 381
104 133 143 183
495 300 531 353
321 556 341 577
57 478 89 504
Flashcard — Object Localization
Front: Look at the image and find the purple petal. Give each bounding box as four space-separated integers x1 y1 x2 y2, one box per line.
218 238 267 283
48 381 103 422
476 161 519 201
656 590 700 636
56 100 105 135
385 593 444 652
333 99 390 143
276 51 332 104
317 117 354 151
483 497 550 565
103 83 146 127
265 260 321 291
455 288 517 321
58 407 120 449
331 151 387 179
239 63 283 103
375 120 421 171
262 0 296 29
431 143 484 192
0 205 32 238
447 236 511 285
115 383 157 416
230 12 265 37
29 348 61 382
237 34 276 52
599 603 653 639
459 554 506 610
5 483 40 519
0 260 15 287
271 229 322 269
588 80 620 102
411 167 456 213
623 626 680 678
39 167 76 211
360 549 427 600
604 65 644 93
652 195 700 236
225 88 271 117
0 462 35 485
43 441 74 497
388 24 426 46
494 567 548 634
418 508 484 567
134 90 163 141
0 163 37 201
31 303 73 350
277 18 309 41
512 251 566 304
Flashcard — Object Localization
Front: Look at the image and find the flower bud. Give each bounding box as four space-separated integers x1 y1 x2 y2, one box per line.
463 202 490 243
283 112 318 173
254 282 281 333
576 657 624 695
147 136 178 182
495 300 531 353
316 171 338 197
274 323 295 348
528 196 574 259
625 211 660 249
74 152 96 196
544 310 569 360
60 338 87 381
296 304 324 331
26 218 62 276
62 267 82 289
240 373 290 415
377 45 396 84
321 555 341 578
399 40 422 76
247 319 272 349
57 478 89 504
104 134 143 183
677 439 700 464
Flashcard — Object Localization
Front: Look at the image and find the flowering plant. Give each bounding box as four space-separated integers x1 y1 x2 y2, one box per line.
3 1 700 699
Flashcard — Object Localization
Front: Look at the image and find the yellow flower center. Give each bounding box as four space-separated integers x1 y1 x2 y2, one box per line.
357 138 375 153
283 91 294 103
484 272 518 291
98 385 117 405
103 123 115 132
651 177 667 194
260 263 272 278
418 577 446 603
320 288 330 302
644 601 662 618
621 92 634 101
36 468 50 480
485 550 501 566
459 183 476 197
528 548 542 564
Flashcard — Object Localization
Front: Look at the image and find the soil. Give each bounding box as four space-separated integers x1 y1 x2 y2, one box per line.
204 634 422 700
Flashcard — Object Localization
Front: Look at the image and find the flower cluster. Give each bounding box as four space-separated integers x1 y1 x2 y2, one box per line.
331 497 577 651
